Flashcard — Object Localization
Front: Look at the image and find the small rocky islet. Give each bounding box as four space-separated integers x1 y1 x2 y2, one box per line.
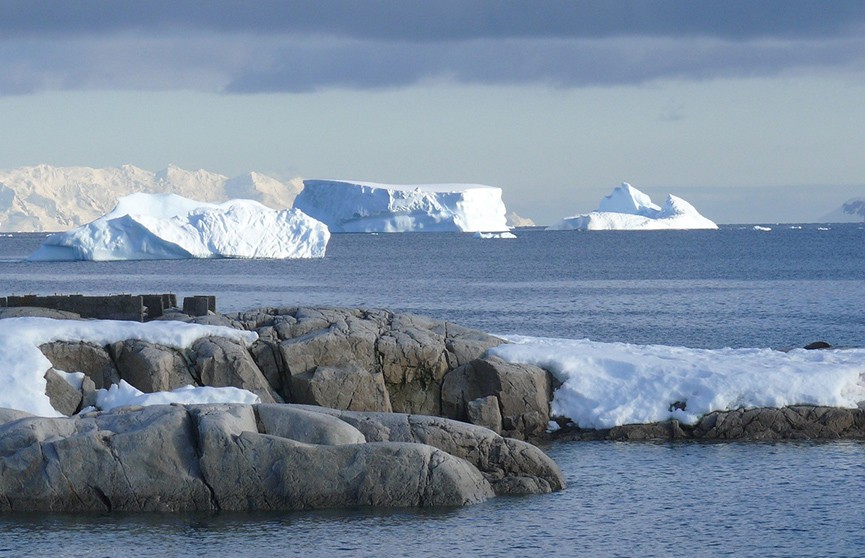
1 300 863 513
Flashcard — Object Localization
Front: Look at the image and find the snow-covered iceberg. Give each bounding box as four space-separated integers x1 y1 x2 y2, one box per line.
294 180 509 233
28 192 330 261
547 183 718 230
491 336 865 429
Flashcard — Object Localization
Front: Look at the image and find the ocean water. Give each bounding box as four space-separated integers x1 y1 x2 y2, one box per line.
1 225 864 556
2 224 863 349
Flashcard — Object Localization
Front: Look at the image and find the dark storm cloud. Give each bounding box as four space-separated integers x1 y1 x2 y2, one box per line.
2 0 865 94
221 36 865 93
3 0 865 41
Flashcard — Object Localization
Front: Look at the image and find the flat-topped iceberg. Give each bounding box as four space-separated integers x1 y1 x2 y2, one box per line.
28 193 330 261
548 183 718 230
294 179 509 233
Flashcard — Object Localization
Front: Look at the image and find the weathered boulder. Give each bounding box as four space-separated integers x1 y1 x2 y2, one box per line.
248 338 284 394
110 340 196 393
297 406 566 495
467 396 503 434
39 341 119 389
43 369 82 416
442 322 507 368
192 337 281 404
256 404 366 445
442 356 552 440
290 365 392 413
277 309 380 380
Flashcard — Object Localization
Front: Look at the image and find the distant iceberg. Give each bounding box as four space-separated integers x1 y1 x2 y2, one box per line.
294 180 509 233
28 193 330 261
473 231 517 239
547 183 718 231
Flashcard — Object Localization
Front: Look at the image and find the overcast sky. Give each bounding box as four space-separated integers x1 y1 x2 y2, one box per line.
1 0 864 223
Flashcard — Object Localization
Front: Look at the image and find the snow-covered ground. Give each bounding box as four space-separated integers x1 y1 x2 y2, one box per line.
294 180 509 233
28 192 330 261
548 183 718 231
0 317 260 417
5 317 864 428
490 336 865 429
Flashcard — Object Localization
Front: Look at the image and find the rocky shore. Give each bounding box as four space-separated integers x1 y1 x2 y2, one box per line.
0 403 563 512
552 405 865 442
1 303 863 512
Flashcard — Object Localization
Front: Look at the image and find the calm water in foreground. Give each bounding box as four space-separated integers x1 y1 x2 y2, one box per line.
0 226 863 556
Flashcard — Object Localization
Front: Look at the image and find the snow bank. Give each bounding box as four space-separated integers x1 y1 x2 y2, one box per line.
28 192 330 261
490 336 865 429
547 183 718 231
294 180 509 233
0 317 259 417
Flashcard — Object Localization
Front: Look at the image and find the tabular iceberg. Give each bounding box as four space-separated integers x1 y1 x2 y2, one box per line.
28 192 330 261
547 183 718 230
294 180 509 233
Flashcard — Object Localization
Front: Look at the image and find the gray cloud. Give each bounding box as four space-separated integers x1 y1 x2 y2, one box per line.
2 0 864 41
2 1 865 94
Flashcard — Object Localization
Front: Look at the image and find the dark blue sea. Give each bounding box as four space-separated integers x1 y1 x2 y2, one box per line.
1 225 864 557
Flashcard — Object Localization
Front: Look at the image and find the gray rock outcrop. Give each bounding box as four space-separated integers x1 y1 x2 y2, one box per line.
40 341 119 389
191 336 281 404
110 340 195 393
43 369 83 416
554 406 865 442
233 307 509 419
442 356 553 439
32 307 551 441
296 405 565 495
0 403 565 512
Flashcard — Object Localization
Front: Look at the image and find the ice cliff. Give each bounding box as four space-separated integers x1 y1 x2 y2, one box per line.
547 183 718 231
28 193 330 261
0 164 303 232
294 180 509 233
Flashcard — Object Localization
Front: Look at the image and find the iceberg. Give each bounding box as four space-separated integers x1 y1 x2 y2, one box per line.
547 183 718 230
294 180 509 233
28 192 330 261
0 164 304 233
490 336 865 430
